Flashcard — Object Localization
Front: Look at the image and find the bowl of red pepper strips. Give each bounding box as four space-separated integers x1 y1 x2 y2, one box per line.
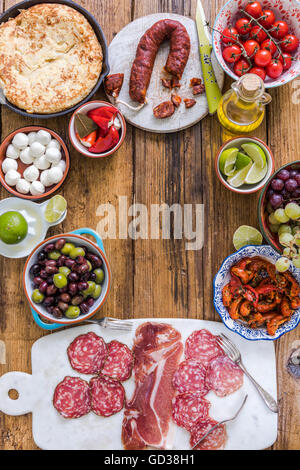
69 101 126 158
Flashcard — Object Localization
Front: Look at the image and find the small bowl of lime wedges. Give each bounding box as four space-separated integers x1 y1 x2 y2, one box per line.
215 136 275 194
0 195 67 258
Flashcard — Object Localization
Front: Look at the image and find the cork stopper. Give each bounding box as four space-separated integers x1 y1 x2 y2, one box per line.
240 74 262 98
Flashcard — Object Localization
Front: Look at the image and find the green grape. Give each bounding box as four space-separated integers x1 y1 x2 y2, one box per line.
283 247 292 257
278 224 292 236
292 255 300 269
274 208 290 224
275 257 291 273
269 224 280 234
279 233 294 247
269 213 278 225
292 226 300 236
294 233 300 247
285 203 300 221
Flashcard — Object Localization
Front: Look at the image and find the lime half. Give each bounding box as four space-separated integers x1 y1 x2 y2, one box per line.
241 143 267 169
219 148 239 177
45 195 67 223
0 211 28 244
233 225 263 251
227 163 252 188
235 152 252 170
245 163 268 185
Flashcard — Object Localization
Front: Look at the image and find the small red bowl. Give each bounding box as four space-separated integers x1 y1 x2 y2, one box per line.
0 126 70 200
69 100 126 158
258 161 300 253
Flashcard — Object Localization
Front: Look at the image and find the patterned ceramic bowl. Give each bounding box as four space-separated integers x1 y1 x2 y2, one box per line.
214 244 300 340
213 0 300 87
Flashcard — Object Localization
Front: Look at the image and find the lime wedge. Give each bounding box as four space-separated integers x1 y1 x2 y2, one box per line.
245 163 268 184
227 163 252 188
233 225 263 251
235 152 252 170
219 148 239 177
241 143 267 169
45 195 67 223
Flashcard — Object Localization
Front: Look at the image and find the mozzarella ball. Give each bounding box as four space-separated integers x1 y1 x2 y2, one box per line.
47 139 61 151
20 147 35 165
30 181 45 196
40 170 52 187
6 144 20 159
12 133 29 150
36 130 51 146
28 132 37 145
51 159 66 173
47 167 63 185
34 155 51 170
16 178 31 194
30 142 45 158
2 158 18 174
5 169 21 186
23 165 39 182
45 147 61 164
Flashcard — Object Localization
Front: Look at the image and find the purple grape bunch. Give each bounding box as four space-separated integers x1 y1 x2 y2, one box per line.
267 167 300 210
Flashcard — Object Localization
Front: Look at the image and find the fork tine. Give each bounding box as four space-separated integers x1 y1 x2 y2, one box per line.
216 337 232 356
220 334 239 355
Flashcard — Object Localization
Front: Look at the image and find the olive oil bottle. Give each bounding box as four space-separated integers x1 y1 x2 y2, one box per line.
217 74 272 135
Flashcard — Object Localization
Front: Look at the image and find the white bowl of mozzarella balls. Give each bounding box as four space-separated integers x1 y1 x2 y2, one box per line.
0 127 69 199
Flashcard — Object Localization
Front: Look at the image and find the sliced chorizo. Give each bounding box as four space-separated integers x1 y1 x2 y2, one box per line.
184 98 197 109
193 84 205 95
171 94 182 108
153 101 175 119
105 73 124 98
130 19 191 103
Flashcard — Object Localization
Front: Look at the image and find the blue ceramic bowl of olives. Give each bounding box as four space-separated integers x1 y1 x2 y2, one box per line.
23 232 111 325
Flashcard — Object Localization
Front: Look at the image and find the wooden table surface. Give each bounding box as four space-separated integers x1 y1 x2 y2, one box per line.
0 0 299 451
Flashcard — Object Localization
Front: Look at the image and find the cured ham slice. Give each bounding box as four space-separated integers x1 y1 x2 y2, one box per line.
190 418 227 450
206 355 244 397
185 329 224 367
53 376 91 419
172 360 209 395
172 393 210 431
122 322 183 450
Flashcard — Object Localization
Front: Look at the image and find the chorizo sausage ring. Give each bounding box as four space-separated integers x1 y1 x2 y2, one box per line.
130 19 191 104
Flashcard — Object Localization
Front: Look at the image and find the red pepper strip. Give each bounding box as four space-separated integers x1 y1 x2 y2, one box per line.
87 106 117 120
89 115 111 137
89 126 120 154
243 285 259 307
255 284 278 296
76 130 97 147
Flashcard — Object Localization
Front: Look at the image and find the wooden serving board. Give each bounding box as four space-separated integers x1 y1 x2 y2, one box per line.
106 13 224 133
0 319 277 450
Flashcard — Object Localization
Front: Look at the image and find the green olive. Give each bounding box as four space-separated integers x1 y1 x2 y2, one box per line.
69 247 85 259
93 268 105 284
53 273 68 288
65 306 80 319
87 260 92 272
32 289 44 304
82 281 96 296
91 284 102 299
59 266 71 277
48 250 61 260
61 242 75 255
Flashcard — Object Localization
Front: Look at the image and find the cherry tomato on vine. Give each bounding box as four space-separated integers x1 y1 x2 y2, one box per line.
279 52 293 71
266 58 284 78
221 27 239 45
235 18 252 35
259 9 276 29
270 21 289 39
281 35 299 53
243 39 260 57
249 26 267 43
261 39 277 56
254 49 272 67
234 58 251 77
245 1 263 19
222 45 242 63
249 66 266 80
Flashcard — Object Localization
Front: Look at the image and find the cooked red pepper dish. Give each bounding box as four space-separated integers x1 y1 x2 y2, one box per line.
130 19 191 104
222 256 300 336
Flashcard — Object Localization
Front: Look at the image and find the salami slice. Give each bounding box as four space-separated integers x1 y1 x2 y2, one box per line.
190 418 227 450
172 360 209 395
206 355 244 397
185 329 224 367
53 376 91 419
172 393 210 431
67 332 107 375
101 340 134 382
90 375 125 417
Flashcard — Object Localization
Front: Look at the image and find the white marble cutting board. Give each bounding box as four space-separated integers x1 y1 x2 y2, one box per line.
107 13 224 133
0 319 277 450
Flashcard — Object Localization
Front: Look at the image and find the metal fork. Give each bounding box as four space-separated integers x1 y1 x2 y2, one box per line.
84 317 133 331
216 334 278 413
191 394 248 450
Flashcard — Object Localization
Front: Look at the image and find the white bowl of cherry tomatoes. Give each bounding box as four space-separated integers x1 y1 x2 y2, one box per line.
212 0 300 87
